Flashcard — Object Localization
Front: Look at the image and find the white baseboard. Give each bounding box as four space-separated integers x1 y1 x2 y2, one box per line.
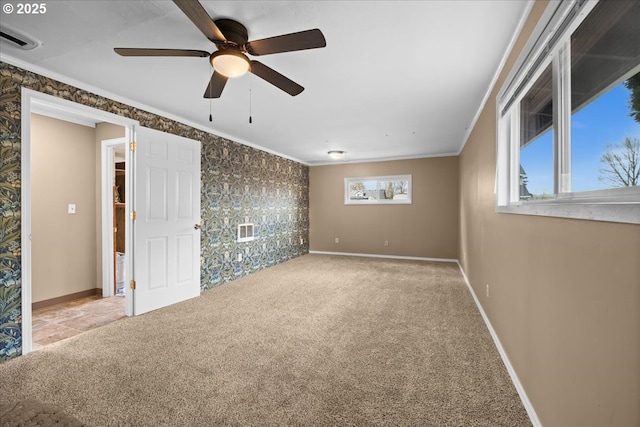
308 250 458 263
456 262 542 427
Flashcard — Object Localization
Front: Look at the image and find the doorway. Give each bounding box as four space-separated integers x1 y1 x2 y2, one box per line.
22 89 137 354
28 115 128 349
21 88 202 355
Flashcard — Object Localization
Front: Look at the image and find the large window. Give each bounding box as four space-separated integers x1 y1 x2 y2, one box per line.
344 175 412 205
497 0 640 223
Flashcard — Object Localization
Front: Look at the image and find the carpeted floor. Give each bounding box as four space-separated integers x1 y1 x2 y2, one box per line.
0 254 532 426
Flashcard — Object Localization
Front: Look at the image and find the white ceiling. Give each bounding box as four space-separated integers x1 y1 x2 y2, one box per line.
0 1 531 165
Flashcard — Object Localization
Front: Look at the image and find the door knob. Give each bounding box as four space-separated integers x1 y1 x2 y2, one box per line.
194 224 201 230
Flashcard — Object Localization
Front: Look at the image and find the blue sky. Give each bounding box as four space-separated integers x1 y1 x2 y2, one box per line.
520 83 640 195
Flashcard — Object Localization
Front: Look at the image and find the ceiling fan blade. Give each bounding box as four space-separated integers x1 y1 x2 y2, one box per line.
203 71 228 98
247 29 326 56
114 48 209 57
173 0 226 43
250 60 304 96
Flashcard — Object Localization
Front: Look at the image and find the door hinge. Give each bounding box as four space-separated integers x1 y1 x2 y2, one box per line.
130 211 137 220
130 280 136 290
130 141 137 152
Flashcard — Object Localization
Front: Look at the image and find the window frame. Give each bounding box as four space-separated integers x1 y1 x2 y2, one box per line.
496 0 640 224
344 174 412 205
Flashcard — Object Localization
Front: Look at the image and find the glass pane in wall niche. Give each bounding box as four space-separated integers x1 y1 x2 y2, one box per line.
349 180 378 200
570 0 640 191
520 64 555 200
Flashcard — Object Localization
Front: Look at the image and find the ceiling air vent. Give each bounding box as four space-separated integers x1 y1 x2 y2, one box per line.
0 25 39 50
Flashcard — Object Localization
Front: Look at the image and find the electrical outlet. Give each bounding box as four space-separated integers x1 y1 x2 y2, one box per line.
486 284 490 298
335 237 339 244
237 253 242 262
384 240 389 247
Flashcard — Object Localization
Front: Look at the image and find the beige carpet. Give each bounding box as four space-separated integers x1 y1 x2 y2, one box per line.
0 254 531 426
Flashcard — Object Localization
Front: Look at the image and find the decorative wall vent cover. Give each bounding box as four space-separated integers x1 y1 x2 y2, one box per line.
238 223 255 242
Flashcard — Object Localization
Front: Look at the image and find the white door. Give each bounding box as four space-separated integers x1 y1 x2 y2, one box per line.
131 126 201 315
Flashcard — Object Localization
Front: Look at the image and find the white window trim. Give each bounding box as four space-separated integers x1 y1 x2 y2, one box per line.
344 175 412 205
496 0 640 224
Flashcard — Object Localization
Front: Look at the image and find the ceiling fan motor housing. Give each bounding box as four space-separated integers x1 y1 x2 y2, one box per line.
214 19 249 48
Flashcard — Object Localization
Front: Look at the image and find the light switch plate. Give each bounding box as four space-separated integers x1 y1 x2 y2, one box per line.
68 204 76 214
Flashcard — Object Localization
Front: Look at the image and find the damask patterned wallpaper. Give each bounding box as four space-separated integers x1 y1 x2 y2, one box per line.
0 61 309 362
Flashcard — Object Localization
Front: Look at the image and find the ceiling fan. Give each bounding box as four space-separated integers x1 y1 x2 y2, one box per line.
114 0 326 98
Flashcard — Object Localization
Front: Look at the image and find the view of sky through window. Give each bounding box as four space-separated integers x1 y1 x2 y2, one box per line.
520 82 640 196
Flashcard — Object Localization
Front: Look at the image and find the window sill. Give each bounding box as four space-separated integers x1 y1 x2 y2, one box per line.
345 200 413 206
496 201 640 224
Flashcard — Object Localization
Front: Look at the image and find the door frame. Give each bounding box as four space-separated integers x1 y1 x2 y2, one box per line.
21 88 137 354
100 137 126 298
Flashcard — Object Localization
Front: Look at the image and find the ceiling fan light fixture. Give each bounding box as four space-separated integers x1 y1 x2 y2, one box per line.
328 150 345 160
210 50 250 78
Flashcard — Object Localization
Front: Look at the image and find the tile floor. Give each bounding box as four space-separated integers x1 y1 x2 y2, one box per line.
32 295 126 350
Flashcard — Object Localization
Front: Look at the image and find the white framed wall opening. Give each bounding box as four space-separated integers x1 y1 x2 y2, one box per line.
496 0 640 224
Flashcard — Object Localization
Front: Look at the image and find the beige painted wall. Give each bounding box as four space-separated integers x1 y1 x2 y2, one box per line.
309 157 458 259
94 122 126 291
31 114 98 302
458 2 640 425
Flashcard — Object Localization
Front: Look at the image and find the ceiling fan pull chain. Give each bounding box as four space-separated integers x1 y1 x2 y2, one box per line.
209 68 213 122
249 77 253 124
